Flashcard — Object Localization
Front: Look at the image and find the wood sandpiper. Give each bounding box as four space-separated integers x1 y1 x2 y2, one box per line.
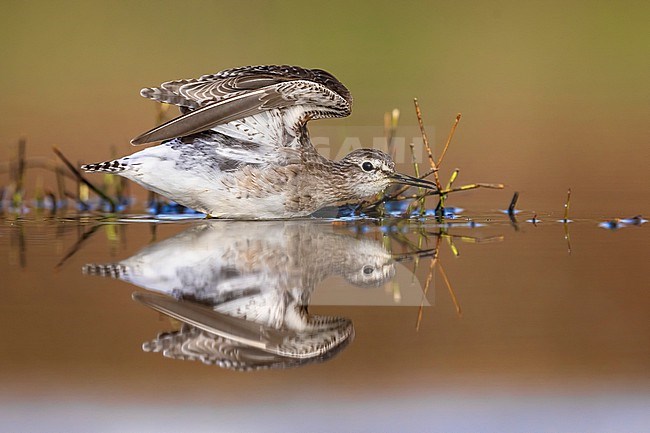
82 65 437 218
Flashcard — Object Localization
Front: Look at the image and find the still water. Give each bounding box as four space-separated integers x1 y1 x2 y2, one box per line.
1 212 648 432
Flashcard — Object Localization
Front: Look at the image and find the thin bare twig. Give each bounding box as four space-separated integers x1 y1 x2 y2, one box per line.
364 109 470 213
53 147 116 212
421 182 504 197
563 188 572 254
508 192 519 215
413 98 441 191
384 108 400 158
437 168 460 211
405 143 426 216
563 188 572 221
438 114 461 167
16 139 26 193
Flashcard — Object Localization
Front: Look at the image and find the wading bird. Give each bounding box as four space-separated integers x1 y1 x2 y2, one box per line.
83 65 436 218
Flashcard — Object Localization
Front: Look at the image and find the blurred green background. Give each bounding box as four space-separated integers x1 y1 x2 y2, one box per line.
1 0 648 214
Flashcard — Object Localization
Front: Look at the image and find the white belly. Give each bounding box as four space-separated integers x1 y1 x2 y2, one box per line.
118 145 312 218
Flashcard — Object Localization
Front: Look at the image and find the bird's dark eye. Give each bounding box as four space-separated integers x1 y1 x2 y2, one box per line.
362 162 374 172
363 266 374 275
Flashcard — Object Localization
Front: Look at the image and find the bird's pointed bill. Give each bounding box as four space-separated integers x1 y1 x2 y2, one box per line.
390 173 438 190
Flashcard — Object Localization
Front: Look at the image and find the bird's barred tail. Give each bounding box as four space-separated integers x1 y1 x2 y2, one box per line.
81 159 126 173
140 80 201 109
82 263 128 279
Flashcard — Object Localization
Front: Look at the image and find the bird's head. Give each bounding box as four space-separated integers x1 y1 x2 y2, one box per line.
339 148 437 198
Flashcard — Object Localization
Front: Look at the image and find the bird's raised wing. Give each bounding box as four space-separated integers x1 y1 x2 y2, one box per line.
131 65 352 145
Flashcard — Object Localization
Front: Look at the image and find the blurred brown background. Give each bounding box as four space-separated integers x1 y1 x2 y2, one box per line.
1 0 648 214
1 4 649 429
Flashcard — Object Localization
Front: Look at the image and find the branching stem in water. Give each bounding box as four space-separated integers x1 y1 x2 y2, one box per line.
53 146 116 212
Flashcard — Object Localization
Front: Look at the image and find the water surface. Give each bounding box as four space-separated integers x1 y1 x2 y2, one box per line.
1 212 648 432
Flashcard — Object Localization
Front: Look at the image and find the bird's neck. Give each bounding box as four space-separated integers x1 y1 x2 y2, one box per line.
306 158 359 205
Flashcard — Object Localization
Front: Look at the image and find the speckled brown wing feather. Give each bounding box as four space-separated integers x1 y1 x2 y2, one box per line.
132 65 352 145
141 65 352 108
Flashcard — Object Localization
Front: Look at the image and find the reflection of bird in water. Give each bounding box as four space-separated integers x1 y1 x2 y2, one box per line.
132 291 354 371
84 221 395 370
84 221 395 307
140 322 353 371
81 65 436 218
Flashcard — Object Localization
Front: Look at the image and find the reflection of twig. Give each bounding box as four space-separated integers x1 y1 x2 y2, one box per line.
55 224 102 269
413 227 469 330
53 146 116 212
383 226 501 330
445 235 459 257
564 223 572 255
438 262 461 317
429 231 505 245
507 192 520 230
12 225 26 269
390 230 422 254
561 188 572 253
464 234 505 243
415 236 462 331
149 223 158 243
416 237 440 331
